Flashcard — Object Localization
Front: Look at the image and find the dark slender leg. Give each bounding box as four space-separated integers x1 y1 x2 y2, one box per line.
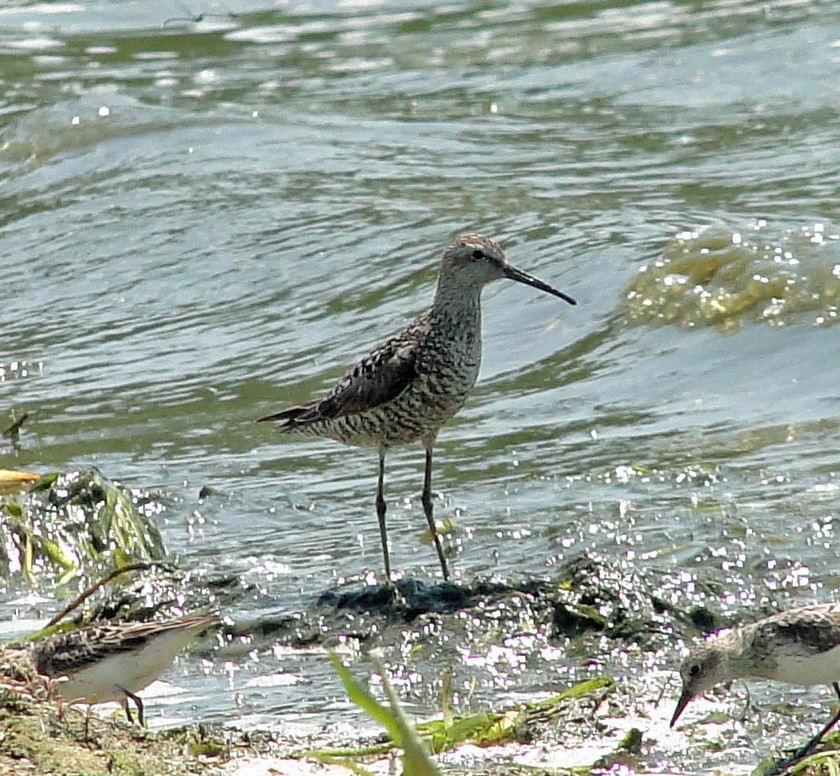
120 686 145 726
776 681 840 772
421 447 450 580
376 450 392 582
123 697 134 724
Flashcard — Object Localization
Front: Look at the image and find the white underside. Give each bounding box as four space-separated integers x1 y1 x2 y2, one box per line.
52 629 198 705
772 644 840 686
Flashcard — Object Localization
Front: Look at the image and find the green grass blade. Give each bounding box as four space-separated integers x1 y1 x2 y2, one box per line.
329 653 403 744
369 655 440 776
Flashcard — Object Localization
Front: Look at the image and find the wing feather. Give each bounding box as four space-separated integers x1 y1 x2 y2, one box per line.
35 630 144 676
758 604 840 655
257 322 424 429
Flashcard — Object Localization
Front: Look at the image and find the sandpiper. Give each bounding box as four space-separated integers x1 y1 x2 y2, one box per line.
259 234 576 582
34 612 221 725
672 602 840 758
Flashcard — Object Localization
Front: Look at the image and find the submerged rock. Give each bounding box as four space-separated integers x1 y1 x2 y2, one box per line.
233 552 702 656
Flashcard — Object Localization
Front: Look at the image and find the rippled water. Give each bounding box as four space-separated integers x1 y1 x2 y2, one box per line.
2 0 840 771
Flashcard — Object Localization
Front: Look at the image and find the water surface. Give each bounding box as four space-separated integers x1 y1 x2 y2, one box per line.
2 0 840 771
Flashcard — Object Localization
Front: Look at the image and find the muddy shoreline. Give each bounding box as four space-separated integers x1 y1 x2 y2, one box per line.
2 469 840 775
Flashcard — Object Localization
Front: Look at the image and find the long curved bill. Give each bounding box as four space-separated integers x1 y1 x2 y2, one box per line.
670 687 692 728
503 264 577 305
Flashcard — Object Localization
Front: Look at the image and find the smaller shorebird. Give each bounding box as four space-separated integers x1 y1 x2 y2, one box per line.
672 602 840 761
259 234 576 582
34 612 221 725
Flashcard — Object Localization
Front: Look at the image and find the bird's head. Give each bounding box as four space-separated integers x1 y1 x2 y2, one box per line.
439 234 576 305
671 641 731 727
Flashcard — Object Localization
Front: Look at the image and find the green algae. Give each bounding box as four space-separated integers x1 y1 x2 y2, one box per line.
306 662 615 772
623 225 840 332
0 468 166 587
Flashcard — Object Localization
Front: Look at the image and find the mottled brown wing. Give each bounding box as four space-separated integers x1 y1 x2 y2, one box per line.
762 605 840 655
258 335 419 427
35 630 145 677
317 341 417 417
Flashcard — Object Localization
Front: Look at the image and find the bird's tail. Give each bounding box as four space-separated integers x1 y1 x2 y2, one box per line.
256 404 317 430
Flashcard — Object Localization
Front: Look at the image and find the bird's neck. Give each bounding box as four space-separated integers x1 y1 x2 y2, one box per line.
430 283 482 331
718 628 757 678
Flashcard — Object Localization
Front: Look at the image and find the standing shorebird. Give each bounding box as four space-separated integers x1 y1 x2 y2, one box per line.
672 603 840 761
258 234 576 582
34 612 221 725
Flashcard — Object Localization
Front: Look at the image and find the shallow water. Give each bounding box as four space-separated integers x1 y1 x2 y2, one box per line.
2 0 840 771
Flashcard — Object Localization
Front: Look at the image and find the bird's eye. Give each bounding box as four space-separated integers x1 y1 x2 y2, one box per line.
689 664 700 676
472 250 485 260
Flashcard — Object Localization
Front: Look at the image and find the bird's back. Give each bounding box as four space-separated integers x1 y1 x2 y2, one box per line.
745 604 840 685
259 302 482 449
